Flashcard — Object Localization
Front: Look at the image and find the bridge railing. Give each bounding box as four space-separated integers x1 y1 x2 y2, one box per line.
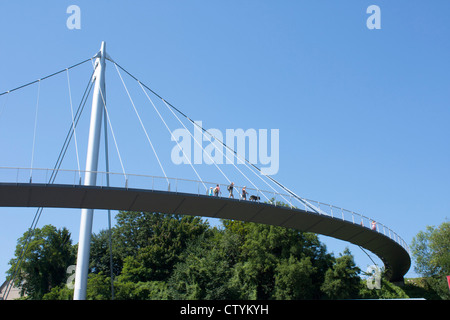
0 166 410 255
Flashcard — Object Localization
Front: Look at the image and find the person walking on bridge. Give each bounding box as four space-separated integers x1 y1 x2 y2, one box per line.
228 182 234 198
213 184 221 197
241 186 248 200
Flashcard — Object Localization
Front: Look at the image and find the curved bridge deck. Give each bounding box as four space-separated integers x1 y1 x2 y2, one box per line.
0 182 410 282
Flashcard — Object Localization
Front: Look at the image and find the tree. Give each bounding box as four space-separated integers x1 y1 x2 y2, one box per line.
411 221 450 299
89 229 121 277
167 233 233 299
224 221 333 299
273 256 316 299
114 212 210 283
7 225 75 299
412 221 450 277
320 248 361 299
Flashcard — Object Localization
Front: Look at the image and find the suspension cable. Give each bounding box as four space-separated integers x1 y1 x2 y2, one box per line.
66 69 82 180
159 98 278 203
111 60 310 207
47 69 95 184
159 97 232 185
102 106 115 300
0 58 92 97
0 91 10 122
137 80 208 192
358 245 379 269
113 63 169 186
102 95 127 183
29 80 41 181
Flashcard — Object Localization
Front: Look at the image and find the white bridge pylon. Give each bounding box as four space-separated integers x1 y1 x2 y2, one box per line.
74 41 107 300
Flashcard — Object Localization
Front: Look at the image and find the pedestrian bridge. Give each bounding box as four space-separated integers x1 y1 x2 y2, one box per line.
0 167 411 282
0 45 412 297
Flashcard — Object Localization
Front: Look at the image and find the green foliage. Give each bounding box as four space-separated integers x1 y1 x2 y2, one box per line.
42 272 113 300
114 212 210 282
402 278 442 300
411 221 450 299
112 211 210 275
13 211 444 300
167 234 233 299
114 280 169 300
89 229 121 276
7 225 75 299
222 221 334 299
359 278 409 299
86 272 112 300
42 284 73 300
320 248 361 299
273 256 315 299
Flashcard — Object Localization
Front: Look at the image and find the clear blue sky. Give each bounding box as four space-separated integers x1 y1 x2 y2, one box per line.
0 1 449 284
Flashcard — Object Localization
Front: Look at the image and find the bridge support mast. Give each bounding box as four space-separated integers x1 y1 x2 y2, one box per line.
74 41 107 300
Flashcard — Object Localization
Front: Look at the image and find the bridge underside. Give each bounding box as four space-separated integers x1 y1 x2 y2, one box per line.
0 183 410 282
